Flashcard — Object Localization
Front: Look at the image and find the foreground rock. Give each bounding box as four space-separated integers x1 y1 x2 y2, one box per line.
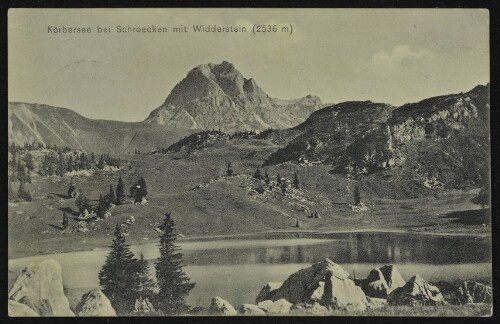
361 264 406 298
238 304 266 315
255 282 282 303
257 299 293 314
433 280 493 305
8 300 40 317
75 289 117 317
262 258 368 311
388 275 446 306
9 259 75 316
209 296 237 315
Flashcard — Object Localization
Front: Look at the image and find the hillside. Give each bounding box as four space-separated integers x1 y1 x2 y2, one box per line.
8 102 193 154
263 85 490 189
144 61 324 132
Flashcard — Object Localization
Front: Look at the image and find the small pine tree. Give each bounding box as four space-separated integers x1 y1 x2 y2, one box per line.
57 153 65 177
24 152 34 171
108 184 115 205
67 180 76 198
8 182 16 200
354 185 361 206
116 176 126 205
293 172 300 189
18 182 32 201
276 173 281 186
136 253 155 299
98 155 105 169
155 213 195 315
264 170 270 185
281 181 287 195
99 225 142 314
61 212 69 230
226 162 234 176
138 177 148 200
254 168 262 180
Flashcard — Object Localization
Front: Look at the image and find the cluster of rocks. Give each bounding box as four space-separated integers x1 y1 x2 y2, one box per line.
8 259 117 317
208 258 492 316
8 258 492 317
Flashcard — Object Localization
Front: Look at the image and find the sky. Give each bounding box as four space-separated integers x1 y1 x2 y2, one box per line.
9 9 489 122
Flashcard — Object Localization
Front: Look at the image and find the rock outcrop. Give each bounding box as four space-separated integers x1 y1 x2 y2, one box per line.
361 264 406 298
238 304 267 315
8 300 40 317
75 289 117 317
433 280 492 305
266 258 368 311
257 298 293 314
8 259 75 316
209 296 238 315
255 282 283 303
264 84 489 191
388 275 446 306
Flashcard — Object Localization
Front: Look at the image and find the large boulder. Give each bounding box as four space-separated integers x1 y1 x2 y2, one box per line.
388 275 446 306
8 300 40 317
361 265 406 298
255 282 282 303
9 259 75 316
209 296 237 315
267 258 368 311
433 280 493 305
75 289 117 317
257 299 293 314
238 304 267 315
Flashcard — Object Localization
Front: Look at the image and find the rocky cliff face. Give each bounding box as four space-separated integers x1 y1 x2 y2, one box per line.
144 61 324 132
264 84 490 189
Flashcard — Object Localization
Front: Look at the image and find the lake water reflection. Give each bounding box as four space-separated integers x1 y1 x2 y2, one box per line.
180 232 491 266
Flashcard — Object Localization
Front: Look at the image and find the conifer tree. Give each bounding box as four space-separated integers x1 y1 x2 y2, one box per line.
276 173 281 186
254 168 262 180
57 153 65 176
18 182 32 201
226 162 234 176
264 170 270 185
293 172 300 189
136 253 155 299
8 182 16 200
138 177 148 200
98 155 105 169
108 184 116 205
354 185 361 206
67 180 76 198
99 224 142 314
116 176 126 205
23 152 34 171
155 213 195 315
61 212 69 230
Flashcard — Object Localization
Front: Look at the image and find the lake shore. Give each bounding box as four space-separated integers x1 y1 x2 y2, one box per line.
8 228 491 260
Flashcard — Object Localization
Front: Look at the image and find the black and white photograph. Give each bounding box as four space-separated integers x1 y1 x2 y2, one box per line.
6 8 492 317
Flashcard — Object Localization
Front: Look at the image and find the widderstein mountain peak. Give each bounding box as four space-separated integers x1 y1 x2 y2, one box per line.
143 61 324 132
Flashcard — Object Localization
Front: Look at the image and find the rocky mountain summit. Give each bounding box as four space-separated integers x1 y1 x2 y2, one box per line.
144 61 324 132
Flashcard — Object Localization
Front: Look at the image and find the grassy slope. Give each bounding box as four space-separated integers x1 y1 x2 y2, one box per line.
8 138 490 258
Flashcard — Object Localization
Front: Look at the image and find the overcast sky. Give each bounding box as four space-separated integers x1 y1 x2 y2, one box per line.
9 9 489 122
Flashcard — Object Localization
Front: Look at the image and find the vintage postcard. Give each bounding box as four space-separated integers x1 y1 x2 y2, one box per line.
7 8 491 317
